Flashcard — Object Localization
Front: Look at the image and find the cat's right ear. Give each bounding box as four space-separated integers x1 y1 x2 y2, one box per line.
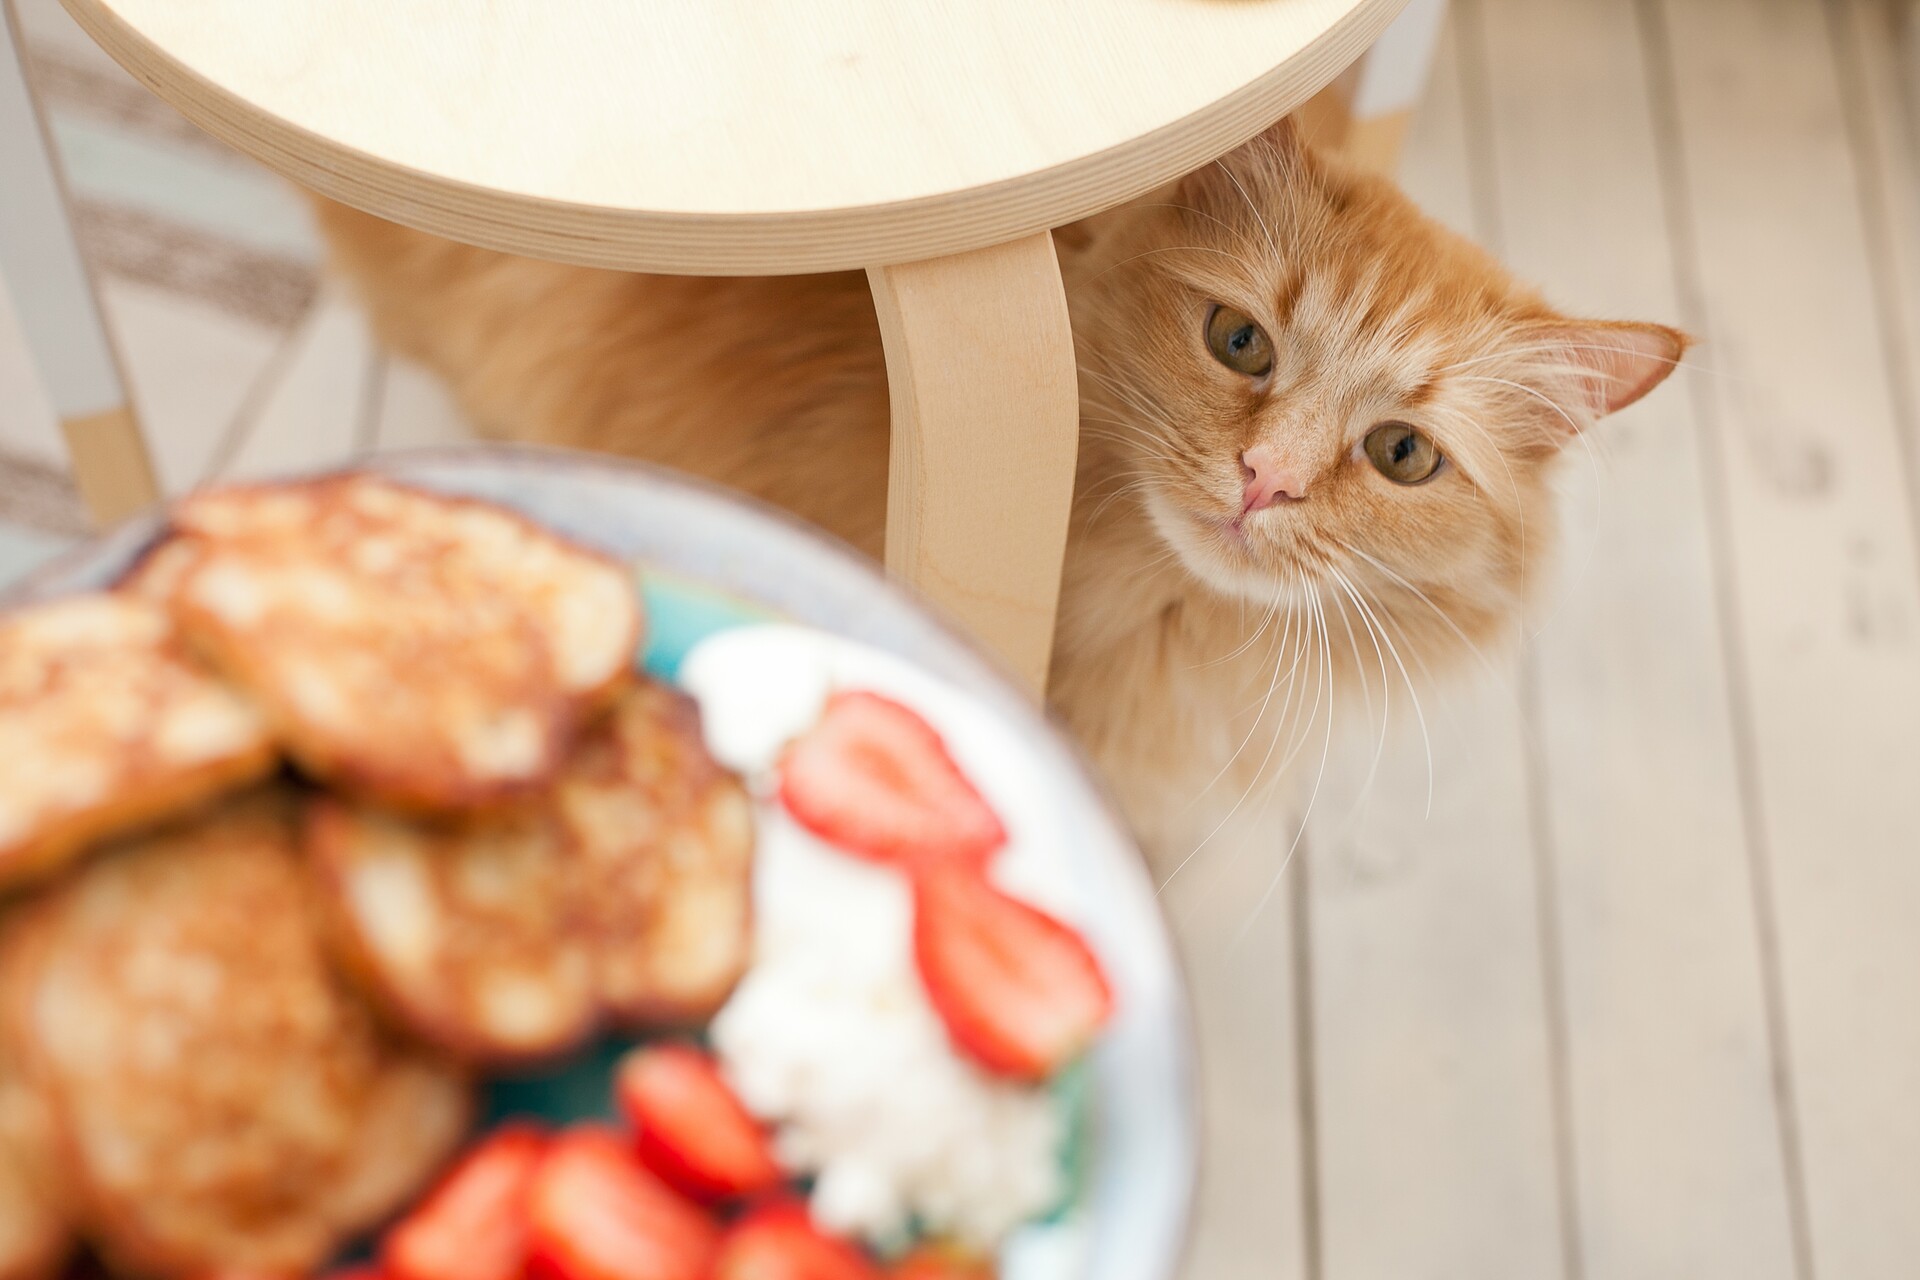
1536 320 1691 419
1173 117 1303 211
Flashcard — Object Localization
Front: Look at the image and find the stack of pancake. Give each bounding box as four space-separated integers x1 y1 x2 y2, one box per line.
0 476 755 1279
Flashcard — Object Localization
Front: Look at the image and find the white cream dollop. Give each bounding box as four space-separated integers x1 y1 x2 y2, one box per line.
687 626 1075 1249
678 633 831 779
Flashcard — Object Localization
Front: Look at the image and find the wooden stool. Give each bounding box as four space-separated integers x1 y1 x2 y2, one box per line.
35 0 1446 694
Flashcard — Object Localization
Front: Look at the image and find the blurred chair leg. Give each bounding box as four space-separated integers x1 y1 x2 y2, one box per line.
0 0 157 525
1296 0 1449 176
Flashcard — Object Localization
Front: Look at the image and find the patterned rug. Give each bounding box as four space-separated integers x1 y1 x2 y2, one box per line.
1 0 325 533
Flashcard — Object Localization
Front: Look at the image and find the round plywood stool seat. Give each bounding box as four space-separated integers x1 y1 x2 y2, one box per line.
59 0 1411 692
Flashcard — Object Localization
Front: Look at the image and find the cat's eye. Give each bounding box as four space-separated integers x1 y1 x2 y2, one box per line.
1204 304 1274 377
1363 421 1443 485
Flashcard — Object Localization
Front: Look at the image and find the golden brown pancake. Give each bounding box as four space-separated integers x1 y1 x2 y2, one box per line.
308 681 753 1064
568 680 756 1024
14 793 471 1278
114 537 203 605
158 476 642 813
307 803 601 1063
0 595 275 891
0 911 71 1280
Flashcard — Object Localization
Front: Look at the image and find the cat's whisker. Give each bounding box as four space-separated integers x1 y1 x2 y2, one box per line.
1330 569 1393 806
1455 374 1607 578
1336 542 1501 685
1440 342 1733 389
1077 428 1182 464
1453 372 1584 427
1078 411 1173 442
1082 243 1247 287
1078 367 1186 437
1187 590 1321 905
1238 589 1339 939
1214 159 1281 264
1193 592 1283 670
1261 588 1331 787
1081 478 1162 531
1328 575 1375 726
1123 201 1263 244
1157 596 1308 889
1334 568 1434 818
1424 400 1532 594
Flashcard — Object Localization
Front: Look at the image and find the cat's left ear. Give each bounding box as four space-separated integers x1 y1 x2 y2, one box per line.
1540 320 1691 420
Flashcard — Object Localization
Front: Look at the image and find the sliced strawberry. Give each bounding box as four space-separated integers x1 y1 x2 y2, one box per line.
525 1126 721 1280
778 691 1006 873
713 1201 882 1280
912 867 1114 1080
615 1043 785 1203
383 1123 548 1280
889 1245 996 1280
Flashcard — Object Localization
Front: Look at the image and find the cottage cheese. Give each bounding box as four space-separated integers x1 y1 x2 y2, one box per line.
681 626 1083 1249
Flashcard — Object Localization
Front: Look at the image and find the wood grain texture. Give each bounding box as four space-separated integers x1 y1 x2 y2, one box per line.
58 0 1409 274
1303 19 1568 1276
1648 0 1920 1274
1305 675 1567 1280
869 232 1079 696
1160 806 1312 1280
1472 0 1803 1274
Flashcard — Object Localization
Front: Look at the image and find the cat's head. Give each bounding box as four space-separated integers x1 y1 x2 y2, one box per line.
1061 120 1684 657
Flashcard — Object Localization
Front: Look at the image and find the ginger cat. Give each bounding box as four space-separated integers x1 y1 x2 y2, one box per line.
313 121 1684 874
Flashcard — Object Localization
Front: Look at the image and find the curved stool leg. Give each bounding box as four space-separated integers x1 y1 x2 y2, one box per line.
868 232 1079 698
0 0 157 524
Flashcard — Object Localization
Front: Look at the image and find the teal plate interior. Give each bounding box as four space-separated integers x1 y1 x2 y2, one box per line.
5 446 1197 1280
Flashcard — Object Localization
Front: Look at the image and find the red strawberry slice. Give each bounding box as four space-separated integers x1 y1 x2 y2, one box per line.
713 1201 882 1280
889 1245 997 1280
525 1126 720 1280
615 1043 784 1203
778 691 1006 873
384 1123 548 1280
912 867 1114 1080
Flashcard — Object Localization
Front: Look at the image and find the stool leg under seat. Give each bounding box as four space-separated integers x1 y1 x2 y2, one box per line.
869 231 1080 700
0 0 157 525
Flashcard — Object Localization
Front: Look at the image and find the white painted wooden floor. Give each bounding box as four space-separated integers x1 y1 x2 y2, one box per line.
4 1 1920 1278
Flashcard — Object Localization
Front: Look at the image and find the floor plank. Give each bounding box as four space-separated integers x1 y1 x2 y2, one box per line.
1304 669 1566 1280
1834 0 1920 523
1644 0 1920 1274
1300 13 1568 1278
1469 0 1804 1275
1160 813 1311 1280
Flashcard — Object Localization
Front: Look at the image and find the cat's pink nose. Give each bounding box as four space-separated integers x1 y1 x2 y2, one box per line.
1240 444 1306 513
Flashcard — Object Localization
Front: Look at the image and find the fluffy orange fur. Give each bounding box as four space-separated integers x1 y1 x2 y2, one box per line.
314 121 1685 869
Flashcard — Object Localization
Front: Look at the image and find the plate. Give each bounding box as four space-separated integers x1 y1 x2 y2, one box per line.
5 445 1196 1280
